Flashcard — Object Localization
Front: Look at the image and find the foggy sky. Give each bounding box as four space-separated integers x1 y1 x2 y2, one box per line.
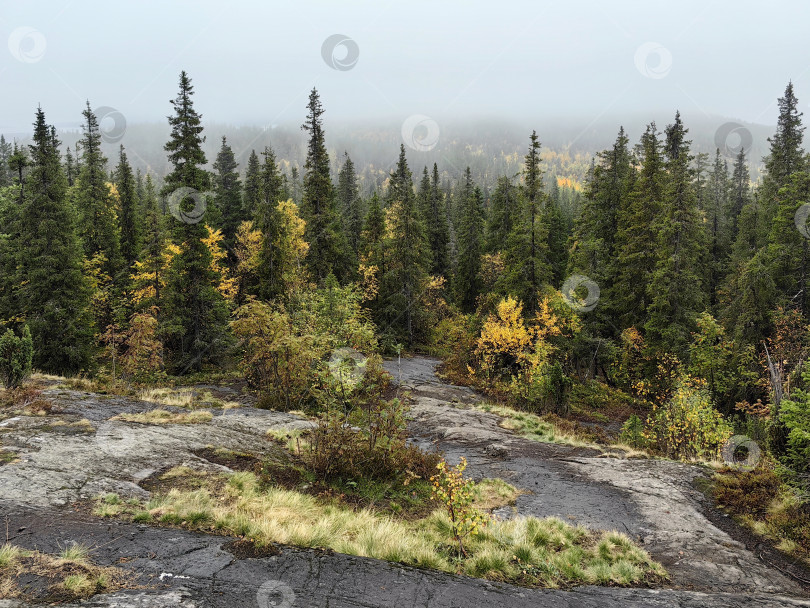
1 0 807 136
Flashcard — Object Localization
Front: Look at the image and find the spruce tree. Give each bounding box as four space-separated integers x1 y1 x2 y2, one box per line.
454 168 485 311
161 71 229 373
0 136 12 187
422 163 451 277
644 112 707 356
486 175 518 253
502 131 551 311
569 127 635 333
706 149 730 309
379 146 429 344
138 174 165 310
726 148 751 245
767 170 810 315
761 82 805 213
74 102 122 278
16 108 93 373
614 123 665 329
337 152 363 259
254 145 284 301
243 149 262 220
115 146 140 270
63 145 76 187
211 136 242 255
300 88 348 282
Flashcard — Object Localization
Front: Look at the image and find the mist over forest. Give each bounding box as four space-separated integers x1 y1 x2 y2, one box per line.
3 3 810 606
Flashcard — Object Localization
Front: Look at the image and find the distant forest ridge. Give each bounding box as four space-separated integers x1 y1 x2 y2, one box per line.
2 112 772 194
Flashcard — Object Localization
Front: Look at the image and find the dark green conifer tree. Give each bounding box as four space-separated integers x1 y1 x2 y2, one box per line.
161 71 229 373
74 102 121 277
501 131 551 311
254 145 284 301
300 88 348 282
115 146 141 270
15 108 93 373
613 124 665 329
644 113 707 356
454 168 484 311
213 136 242 253
242 150 262 221
337 152 363 260
379 146 429 344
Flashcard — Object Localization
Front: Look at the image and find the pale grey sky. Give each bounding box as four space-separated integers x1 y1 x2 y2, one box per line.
1 0 807 134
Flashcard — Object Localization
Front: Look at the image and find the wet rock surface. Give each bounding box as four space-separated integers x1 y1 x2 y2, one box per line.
0 362 807 606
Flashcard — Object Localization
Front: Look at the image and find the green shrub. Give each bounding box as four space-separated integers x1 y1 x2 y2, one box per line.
643 379 733 461
619 415 645 448
0 325 33 389
510 361 573 415
304 359 440 482
778 368 810 476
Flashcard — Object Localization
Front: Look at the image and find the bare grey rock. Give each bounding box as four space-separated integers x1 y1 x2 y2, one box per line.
0 361 807 606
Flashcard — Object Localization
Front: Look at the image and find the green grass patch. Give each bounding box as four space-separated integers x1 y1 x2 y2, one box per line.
95 470 666 589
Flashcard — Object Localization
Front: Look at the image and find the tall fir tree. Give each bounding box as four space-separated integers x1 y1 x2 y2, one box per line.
761 81 805 216
137 174 166 311
426 163 451 278
300 88 348 282
379 146 429 344
161 71 229 373
501 131 551 311
254 145 285 301
706 149 730 309
337 152 363 260
726 148 751 246
613 123 665 329
16 108 93 373
454 168 485 311
63 145 76 187
115 145 141 270
213 136 242 253
74 102 121 278
644 112 707 356
243 150 262 220
485 175 518 254
0 136 12 187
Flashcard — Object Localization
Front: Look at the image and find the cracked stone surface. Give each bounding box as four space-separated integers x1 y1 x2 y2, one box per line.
0 360 807 606
385 356 810 599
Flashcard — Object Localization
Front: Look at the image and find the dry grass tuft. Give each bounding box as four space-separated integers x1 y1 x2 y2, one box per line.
112 409 212 425
95 471 666 589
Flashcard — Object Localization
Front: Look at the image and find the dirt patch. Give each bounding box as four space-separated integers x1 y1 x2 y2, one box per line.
138 467 226 495
221 538 282 559
193 447 261 472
